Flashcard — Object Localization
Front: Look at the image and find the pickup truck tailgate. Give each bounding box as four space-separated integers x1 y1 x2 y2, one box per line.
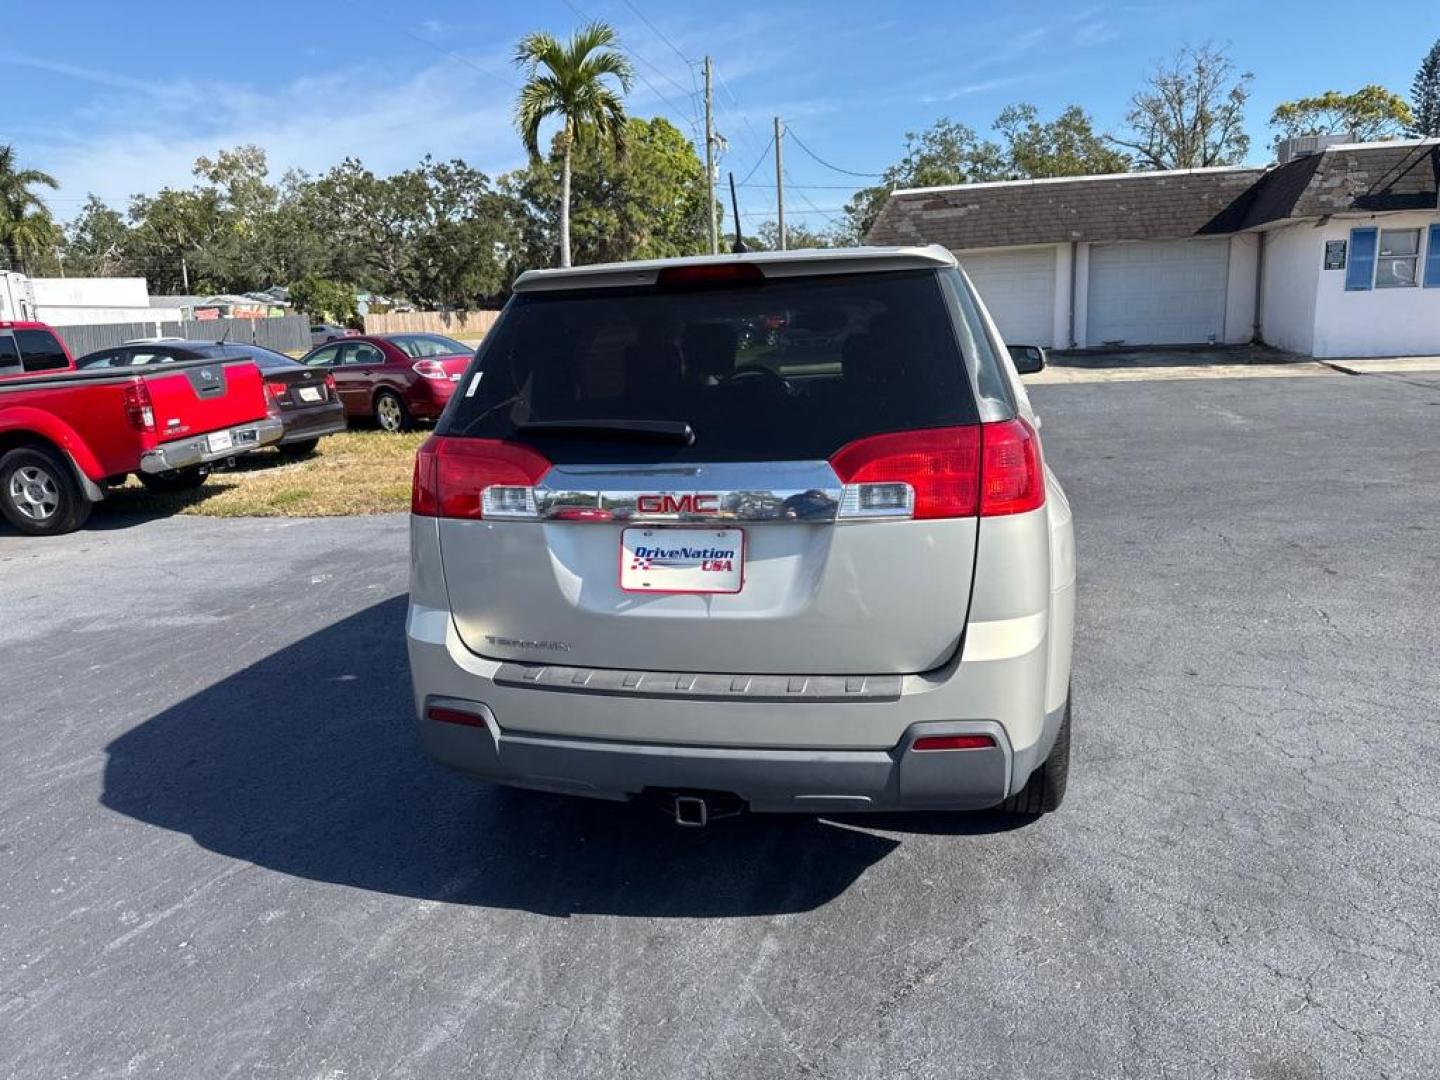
144 359 269 442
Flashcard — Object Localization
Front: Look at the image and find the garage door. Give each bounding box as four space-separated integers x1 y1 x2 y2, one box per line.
959 248 1056 348
1086 239 1229 346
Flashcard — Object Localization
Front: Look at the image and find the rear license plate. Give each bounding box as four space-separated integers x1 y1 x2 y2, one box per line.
207 430 234 453
621 527 744 594
297 386 322 402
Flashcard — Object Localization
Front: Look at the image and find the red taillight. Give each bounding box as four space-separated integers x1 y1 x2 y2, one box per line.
425 705 489 728
411 436 551 519
121 382 155 433
266 380 289 400
657 262 765 287
323 373 336 392
830 426 982 519
912 734 996 752
979 418 1045 516
829 420 1044 520
412 359 449 381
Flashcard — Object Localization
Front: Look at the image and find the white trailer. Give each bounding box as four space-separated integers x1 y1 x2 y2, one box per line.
0 272 38 321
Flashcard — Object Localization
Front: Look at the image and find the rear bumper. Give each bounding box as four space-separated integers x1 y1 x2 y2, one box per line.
278 402 347 444
404 379 457 418
407 598 1069 813
420 700 1015 812
139 417 284 473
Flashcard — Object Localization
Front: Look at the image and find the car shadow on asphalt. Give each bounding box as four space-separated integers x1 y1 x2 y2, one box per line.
101 595 948 918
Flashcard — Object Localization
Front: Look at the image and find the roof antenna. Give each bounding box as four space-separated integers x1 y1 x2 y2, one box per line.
728 172 747 254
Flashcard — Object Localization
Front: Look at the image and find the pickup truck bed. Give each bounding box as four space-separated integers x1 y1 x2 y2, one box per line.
0 357 283 535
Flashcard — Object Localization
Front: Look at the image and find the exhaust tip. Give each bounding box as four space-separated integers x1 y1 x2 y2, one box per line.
673 795 709 828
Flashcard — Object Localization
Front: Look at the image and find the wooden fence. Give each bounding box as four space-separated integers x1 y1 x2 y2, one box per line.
362 310 502 340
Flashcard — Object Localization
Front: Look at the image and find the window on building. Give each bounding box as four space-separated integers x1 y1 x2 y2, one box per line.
1345 228 1377 291
1425 225 1440 289
1374 229 1420 288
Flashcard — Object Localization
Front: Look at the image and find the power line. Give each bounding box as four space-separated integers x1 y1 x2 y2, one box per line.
618 0 694 66
783 165 846 227
735 207 845 218
736 182 863 190
555 0 701 134
736 134 776 187
785 128 884 179
344 0 520 91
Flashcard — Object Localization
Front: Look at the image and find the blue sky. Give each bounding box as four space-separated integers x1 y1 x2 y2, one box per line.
3 0 1438 230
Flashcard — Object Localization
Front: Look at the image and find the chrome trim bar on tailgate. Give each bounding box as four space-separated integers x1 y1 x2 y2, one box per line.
535 460 842 523
495 661 903 701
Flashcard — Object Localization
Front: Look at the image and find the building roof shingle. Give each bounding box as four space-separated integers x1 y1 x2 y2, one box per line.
866 141 1440 250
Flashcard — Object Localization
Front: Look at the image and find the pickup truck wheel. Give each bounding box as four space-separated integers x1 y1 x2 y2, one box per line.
138 467 208 493
374 390 411 433
0 446 93 536
1000 691 1071 816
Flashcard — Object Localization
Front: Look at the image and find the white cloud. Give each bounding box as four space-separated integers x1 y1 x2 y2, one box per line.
26 51 526 217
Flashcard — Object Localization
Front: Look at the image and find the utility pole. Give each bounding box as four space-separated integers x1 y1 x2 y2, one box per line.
181 255 189 292
703 57 718 254
774 116 786 250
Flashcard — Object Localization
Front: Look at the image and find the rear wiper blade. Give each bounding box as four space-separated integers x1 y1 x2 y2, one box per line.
516 419 696 445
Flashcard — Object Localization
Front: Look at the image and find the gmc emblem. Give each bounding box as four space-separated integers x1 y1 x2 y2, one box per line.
636 493 718 514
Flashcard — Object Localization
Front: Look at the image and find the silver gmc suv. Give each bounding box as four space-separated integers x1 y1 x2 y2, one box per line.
407 245 1075 824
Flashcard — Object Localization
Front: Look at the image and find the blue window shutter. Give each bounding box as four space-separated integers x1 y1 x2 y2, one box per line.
1346 228 1377 291
1425 224 1440 288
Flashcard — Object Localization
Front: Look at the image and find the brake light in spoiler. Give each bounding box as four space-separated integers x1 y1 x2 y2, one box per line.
656 263 765 288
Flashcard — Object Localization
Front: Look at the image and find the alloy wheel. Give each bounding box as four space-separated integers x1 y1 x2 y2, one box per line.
8 465 60 521
377 395 403 432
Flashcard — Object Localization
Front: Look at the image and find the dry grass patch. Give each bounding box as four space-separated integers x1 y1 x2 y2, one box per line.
107 431 426 518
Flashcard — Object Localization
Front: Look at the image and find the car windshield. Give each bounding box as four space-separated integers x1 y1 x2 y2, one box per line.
442 269 978 464
390 334 469 358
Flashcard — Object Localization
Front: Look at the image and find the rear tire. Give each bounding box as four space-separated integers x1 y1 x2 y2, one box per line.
278 438 320 458
138 467 208 493
374 390 410 433
0 445 93 536
1001 691 1071 816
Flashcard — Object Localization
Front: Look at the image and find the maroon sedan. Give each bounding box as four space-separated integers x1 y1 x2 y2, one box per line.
298 333 473 432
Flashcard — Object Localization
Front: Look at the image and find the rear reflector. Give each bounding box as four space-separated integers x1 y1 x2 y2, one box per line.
912 734 996 752
412 436 551 519
657 262 765 288
425 705 490 728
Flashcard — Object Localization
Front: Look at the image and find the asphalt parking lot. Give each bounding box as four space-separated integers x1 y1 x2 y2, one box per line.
2 367 1438 1079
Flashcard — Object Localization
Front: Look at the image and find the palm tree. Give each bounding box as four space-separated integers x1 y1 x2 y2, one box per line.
514 22 633 268
0 145 60 274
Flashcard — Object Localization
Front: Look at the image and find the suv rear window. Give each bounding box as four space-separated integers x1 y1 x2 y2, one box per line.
16 329 69 373
443 270 979 462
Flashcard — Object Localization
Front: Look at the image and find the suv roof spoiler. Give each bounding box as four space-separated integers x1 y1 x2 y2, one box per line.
512 245 958 293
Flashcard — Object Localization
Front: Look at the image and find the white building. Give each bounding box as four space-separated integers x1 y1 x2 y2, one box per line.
867 137 1440 359
29 277 185 328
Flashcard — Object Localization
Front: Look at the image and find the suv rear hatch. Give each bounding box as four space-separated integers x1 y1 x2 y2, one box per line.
423 262 1002 676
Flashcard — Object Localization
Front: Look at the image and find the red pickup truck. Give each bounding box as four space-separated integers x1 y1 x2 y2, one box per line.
0 337 284 535
0 320 75 380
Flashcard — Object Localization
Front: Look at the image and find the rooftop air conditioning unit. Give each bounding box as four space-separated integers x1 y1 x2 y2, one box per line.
1276 133 1350 165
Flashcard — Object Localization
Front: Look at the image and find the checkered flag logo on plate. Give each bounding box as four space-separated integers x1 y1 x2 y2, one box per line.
630 557 653 571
